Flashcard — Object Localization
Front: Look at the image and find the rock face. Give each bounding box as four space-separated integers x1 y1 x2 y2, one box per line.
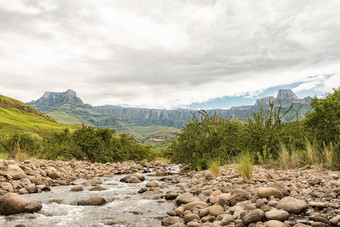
28 89 84 107
277 197 308 214
0 193 42 215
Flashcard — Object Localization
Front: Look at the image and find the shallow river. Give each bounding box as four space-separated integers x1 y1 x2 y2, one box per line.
0 165 179 227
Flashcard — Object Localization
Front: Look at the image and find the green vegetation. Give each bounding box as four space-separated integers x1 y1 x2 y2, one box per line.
234 152 254 182
167 88 340 170
207 158 221 177
0 125 158 163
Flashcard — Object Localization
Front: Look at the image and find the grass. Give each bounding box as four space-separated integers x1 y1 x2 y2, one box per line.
207 158 221 177
278 143 290 169
0 94 80 137
234 152 254 182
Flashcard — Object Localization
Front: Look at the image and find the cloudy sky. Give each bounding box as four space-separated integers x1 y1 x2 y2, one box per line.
0 0 339 109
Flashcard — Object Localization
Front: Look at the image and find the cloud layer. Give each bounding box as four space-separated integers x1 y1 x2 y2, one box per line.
0 0 339 108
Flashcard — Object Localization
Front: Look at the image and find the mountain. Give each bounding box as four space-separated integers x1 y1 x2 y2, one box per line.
27 89 312 142
94 89 313 127
27 90 179 142
0 94 79 136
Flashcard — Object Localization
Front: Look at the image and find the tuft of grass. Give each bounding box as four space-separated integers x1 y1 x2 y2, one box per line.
323 142 334 170
305 139 319 164
290 148 302 169
257 145 273 167
278 143 290 169
207 158 221 177
234 152 253 182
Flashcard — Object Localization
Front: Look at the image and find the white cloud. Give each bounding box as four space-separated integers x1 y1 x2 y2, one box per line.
0 0 339 108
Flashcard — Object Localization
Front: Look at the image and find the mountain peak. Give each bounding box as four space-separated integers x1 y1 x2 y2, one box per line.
276 89 298 101
29 89 83 108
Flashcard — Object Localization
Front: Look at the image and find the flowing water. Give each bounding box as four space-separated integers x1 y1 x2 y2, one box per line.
0 165 180 227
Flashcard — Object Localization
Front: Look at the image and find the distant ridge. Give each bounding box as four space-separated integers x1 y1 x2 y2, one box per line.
28 89 313 131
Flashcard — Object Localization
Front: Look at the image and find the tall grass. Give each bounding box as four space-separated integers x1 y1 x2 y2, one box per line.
207 158 221 177
323 142 334 170
234 152 253 182
278 143 290 169
305 139 319 164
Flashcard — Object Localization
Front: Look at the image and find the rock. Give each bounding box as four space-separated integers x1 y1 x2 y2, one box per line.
204 170 215 180
165 191 178 200
175 192 197 205
127 176 141 183
71 185 84 191
6 164 26 180
134 173 145 181
208 204 224 216
220 190 250 206
0 193 42 215
82 179 102 186
242 209 265 225
311 222 330 227
330 215 340 225
265 209 289 221
186 221 200 227
146 181 159 187
156 170 168 176
25 183 37 193
258 187 283 199
77 196 106 206
138 188 148 194
184 213 200 223
0 182 13 192
18 188 29 194
161 216 182 226
47 170 60 179
277 197 307 214
256 199 266 208
265 220 287 227
183 201 209 210
267 183 289 197
221 214 234 225
89 186 106 191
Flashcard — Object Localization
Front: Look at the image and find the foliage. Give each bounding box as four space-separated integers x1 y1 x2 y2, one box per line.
234 152 254 182
0 125 157 163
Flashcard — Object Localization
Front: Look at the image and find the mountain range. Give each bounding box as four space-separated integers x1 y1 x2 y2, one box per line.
27 89 313 143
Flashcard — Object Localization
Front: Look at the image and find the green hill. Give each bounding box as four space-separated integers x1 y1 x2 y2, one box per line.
0 94 79 136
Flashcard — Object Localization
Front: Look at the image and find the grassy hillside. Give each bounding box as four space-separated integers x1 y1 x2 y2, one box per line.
0 95 79 136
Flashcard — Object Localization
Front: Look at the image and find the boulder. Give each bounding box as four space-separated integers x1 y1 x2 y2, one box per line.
6 164 26 180
165 191 178 200
82 179 102 186
277 197 307 214
127 176 141 183
184 213 200 223
161 216 182 226
77 196 106 206
183 201 209 211
219 190 250 206
0 193 42 215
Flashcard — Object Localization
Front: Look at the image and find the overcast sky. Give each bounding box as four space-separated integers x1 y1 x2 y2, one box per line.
0 0 339 109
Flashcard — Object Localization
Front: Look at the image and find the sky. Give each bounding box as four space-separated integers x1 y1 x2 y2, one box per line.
0 0 339 109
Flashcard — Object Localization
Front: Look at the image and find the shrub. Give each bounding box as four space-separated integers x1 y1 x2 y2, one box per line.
234 152 253 182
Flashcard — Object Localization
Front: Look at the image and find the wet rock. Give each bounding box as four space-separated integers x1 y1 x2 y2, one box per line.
71 185 83 191
175 192 197 205
258 187 283 199
265 209 289 221
277 197 307 214
77 196 106 206
265 220 287 227
156 170 168 176
165 191 178 200
127 176 141 183
134 173 145 181
138 188 148 194
89 185 106 191
82 179 102 186
242 209 265 225
146 181 159 187
0 193 42 215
